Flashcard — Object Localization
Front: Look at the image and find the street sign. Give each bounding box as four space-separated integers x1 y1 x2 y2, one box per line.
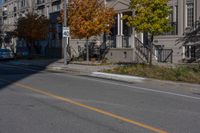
63 27 70 38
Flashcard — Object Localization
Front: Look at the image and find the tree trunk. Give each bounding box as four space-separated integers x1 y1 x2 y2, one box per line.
86 37 89 64
149 34 154 66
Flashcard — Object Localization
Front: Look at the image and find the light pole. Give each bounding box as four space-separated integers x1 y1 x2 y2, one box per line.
63 0 70 65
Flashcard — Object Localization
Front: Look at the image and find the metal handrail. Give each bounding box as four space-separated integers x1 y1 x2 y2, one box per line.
135 37 149 61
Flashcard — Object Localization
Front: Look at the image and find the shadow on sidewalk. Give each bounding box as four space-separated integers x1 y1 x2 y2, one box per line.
0 58 60 91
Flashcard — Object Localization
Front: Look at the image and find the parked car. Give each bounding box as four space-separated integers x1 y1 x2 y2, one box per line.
0 49 14 60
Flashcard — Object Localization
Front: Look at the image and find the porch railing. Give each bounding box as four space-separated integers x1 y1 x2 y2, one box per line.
122 36 130 48
107 36 116 48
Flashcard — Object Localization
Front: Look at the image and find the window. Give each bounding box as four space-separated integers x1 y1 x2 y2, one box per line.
187 1 194 27
21 0 25 8
37 0 45 5
185 46 196 58
161 6 178 35
13 7 17 12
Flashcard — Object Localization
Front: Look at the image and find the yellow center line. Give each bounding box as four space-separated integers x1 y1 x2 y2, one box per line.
1 79 168 133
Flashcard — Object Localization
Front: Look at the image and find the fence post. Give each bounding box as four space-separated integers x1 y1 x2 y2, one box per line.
171 50 173 63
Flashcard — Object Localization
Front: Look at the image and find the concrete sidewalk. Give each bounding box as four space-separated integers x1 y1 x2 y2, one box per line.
6 59 115 74
6 59 146 83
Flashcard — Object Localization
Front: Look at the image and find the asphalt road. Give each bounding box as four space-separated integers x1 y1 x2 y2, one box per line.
0 62 200 133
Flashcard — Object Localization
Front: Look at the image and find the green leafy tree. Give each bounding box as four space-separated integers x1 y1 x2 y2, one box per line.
15 13 50 56
60 0 115 62
124 0 172 65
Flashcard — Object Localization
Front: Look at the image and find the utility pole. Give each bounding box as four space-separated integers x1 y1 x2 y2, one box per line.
63 0 70 65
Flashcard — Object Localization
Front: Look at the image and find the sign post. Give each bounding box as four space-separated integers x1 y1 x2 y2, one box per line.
63 0 70 65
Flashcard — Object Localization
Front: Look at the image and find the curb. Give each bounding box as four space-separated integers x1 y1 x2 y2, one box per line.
90 72 145 83
90 72 200 88
45 66 86 74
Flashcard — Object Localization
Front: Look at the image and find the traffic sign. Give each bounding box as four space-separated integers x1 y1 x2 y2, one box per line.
63 27 70 38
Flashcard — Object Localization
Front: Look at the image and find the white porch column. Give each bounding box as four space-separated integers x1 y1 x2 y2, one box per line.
185 2 188 28
128 11 136 48
116 13 123 48
172 2 176 22
129 27 135 48
182 46 186 59
46 6 49 18
189 46 191 58
194 0 197 21
120 13 123 35
140 33 144 43
117 13 121 35
178 0 185 35
197 0 200 20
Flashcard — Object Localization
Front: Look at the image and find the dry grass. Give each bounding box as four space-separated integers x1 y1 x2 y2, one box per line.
104 64 200 84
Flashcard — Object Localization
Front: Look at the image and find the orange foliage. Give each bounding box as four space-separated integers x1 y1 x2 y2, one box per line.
15 13 50 43
60 0 115 39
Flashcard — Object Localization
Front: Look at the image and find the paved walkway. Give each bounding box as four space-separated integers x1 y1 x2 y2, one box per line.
7 59 115 74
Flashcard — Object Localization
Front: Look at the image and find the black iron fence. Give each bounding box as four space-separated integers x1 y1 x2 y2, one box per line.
122 36 130 48
106 36 130 48
157 49 173 63
107 36 116 48
77 40 110 60
135 37 173 63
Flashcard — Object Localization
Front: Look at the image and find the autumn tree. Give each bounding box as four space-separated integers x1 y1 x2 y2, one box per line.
124 0 172 65
60 0 115 62
15 13 50 56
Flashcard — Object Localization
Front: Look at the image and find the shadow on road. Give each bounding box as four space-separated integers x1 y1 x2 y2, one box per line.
0 59 60 90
